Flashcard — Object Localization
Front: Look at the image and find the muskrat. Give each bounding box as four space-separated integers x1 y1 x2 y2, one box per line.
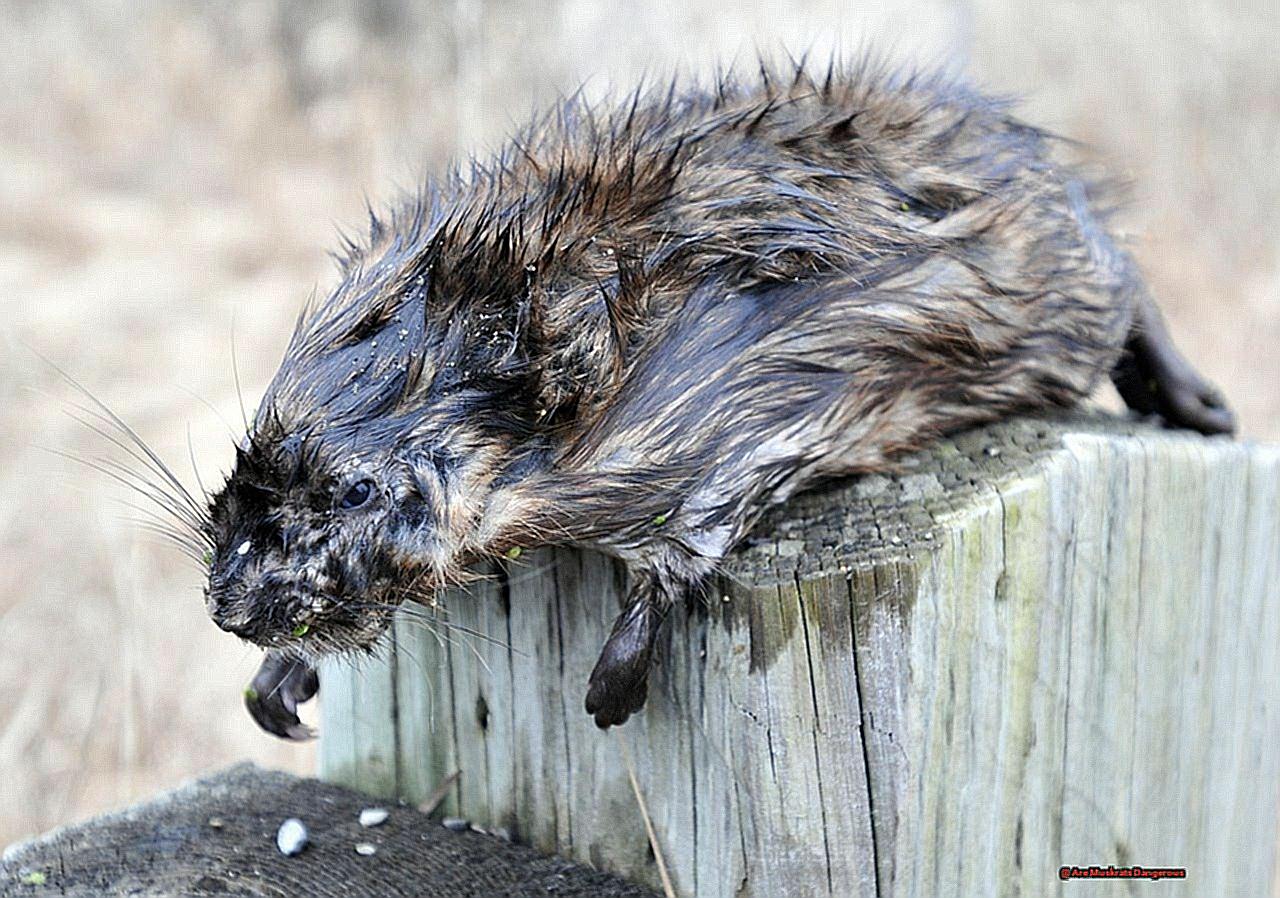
194 59 1233 736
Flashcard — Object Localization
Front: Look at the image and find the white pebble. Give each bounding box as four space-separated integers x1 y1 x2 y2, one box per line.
442 816 470 832
237 539 252 556
354 842 377 856
359 807 389 827
276 818 308 856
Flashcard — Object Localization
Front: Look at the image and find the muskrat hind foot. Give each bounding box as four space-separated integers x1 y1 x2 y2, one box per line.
245 653 319 740
585 591 664 729
1154 371 1234 435
1112 297 1236 436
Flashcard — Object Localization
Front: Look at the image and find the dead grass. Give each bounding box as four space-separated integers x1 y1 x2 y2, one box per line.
0 0 1275 850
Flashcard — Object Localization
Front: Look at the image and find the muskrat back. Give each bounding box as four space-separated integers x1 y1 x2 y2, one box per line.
199 58 1232 735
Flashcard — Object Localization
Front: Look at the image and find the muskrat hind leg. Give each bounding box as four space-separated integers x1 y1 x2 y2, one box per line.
585 575 669 729
1111 295 1235 435
244 652 319 740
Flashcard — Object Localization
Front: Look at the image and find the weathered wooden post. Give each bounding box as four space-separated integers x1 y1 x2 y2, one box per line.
318 417 1280 897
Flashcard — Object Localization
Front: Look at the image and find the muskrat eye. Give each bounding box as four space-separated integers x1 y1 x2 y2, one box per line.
339 479 375 510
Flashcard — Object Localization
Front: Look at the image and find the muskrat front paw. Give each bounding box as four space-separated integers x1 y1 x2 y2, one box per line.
244 653 319 741
585 662 650 729
585 597 661 728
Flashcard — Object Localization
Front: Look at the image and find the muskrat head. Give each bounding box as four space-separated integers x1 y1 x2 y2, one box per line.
203 253 539 657
204 430 405 655
204 414 520 656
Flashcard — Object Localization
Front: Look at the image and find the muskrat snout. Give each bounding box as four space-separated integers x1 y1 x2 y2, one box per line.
204 449 404 653
210 605 259 641
206 537 402 655
209 583 359 649
207 584 301 646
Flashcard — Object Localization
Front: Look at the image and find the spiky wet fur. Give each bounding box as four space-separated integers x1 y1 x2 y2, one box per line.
205 57 1159 722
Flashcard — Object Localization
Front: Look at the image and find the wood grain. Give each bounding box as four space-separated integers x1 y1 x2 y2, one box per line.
319 416 1280 896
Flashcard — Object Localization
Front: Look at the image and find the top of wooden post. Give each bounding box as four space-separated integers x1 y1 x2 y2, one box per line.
728 413 1141 584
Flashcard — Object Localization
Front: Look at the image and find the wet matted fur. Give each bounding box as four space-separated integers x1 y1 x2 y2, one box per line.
185 58 1232 732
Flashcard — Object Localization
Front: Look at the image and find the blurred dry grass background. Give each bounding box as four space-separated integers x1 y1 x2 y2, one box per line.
0 0 1276 851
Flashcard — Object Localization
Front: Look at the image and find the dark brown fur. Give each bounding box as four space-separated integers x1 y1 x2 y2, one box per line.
196 58 1232 734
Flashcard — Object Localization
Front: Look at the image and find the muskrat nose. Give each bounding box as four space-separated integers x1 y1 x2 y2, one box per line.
213 609 260 641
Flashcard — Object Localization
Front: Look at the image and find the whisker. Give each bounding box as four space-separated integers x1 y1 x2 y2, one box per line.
85 451 210 540
124 511 206 551
401 609 517 655
108 488 203 538
172 382 241 444
128 520 207 566
499 558 563 588
186 424 210 506
264 658 307 703
391 638 430 679
230 323 250 433
396 611 491 675
61 405 210 528
348 601 468 649
332 599 465 658
343 598 512 664
45 447 212 546
89 451 208 535
36 355 209 524
354 596 521 658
